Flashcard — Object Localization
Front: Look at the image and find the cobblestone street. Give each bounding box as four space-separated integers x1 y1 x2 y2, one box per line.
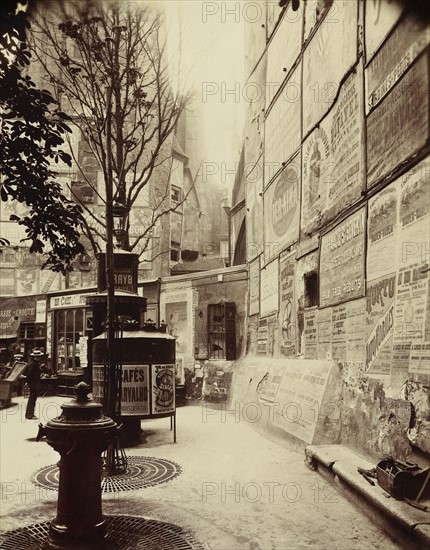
1 397 405 549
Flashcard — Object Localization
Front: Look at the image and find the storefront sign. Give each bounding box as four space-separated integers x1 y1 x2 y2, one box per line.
50 292 93 309
366 14 430 112
302 0 357 135
302 66 364 234
0 296 37 337
264 64 301 185
260 258 279 317
151 364 175 414
320 208 366 307
367 54 429 188
279 251 296 357
264 154 300 263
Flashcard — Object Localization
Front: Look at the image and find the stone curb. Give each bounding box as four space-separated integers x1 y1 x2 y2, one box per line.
305 444 430 547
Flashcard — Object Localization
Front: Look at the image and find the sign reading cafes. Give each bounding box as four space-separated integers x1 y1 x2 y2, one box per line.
320 208 366 308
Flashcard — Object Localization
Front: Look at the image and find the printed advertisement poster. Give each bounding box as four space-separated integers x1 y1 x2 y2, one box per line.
317 306 332 359
260 258 279 317
246 159 264 262
249 257 260 316
152 364 175 414
259 363 284 403
365 0 405 62
302 66 364 235
331 304 347 362
366 14 430 112
279 251 296 357
392 157 430 382
264 64 301 184
320 208 366 307
367 54 429 188
366 275 395 375
303 0 357 135
347 299 367 365
245 58 265 172
303 309 317 359
273 360 332 444
121 365 150 416
257 317 268 357
265 2 302 108
368 184 398 279
165 301 188 355
264 154 300 263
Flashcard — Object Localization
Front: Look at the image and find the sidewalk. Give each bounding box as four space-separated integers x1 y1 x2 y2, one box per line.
305 445 430 548
0 396 415 549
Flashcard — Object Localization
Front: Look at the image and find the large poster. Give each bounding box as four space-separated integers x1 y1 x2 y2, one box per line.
303 309 317 359
302 0 358 135
366 183 398 375
365 14 430 112
151 364 175 414
366 275 395 375
260 258 279 317
265 1 302 108
264 153 300 263
392 157 430 383
320 207 366 308
249 257 260 316
302 65 364 235
272 360 332 444
165 301 188 354
364 0 404 63
245 55 266 172
367 54 429 188
279 251 296 357
121 365 150 416
264 63 301 185
246 158 264 262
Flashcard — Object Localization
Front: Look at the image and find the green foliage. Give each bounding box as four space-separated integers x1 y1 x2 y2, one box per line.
0 0 84 274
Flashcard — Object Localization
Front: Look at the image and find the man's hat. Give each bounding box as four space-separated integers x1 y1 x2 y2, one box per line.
14 353 24 359
30 349 44 357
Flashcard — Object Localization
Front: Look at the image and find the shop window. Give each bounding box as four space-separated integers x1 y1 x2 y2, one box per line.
208 303 236 360
304 271 319 308
19 323 35 340
56 309 86 372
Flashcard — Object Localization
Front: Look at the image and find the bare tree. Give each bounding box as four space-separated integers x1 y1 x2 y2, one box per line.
29 0 192 265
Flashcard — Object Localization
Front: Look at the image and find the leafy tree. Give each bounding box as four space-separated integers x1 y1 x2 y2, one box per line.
30 0 191 264
0 0 84 273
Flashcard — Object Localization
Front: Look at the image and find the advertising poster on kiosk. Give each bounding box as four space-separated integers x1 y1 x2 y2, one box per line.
152 364 175 414
121 365 150 415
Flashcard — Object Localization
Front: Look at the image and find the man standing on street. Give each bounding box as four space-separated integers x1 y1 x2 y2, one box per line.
24 349 44 420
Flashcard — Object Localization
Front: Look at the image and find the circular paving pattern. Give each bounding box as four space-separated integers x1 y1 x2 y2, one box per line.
0 516 207 550
31 456 182 493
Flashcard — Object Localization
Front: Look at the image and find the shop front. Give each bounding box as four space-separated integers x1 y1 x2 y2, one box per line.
0 295 47 364
47 288 96 394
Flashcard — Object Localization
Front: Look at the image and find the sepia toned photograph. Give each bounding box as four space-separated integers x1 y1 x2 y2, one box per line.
0 1 429 548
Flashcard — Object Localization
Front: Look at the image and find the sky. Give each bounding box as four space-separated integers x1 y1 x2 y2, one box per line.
162 0 246 191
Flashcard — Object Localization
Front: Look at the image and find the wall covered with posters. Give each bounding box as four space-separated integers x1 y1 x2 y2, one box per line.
234 0 430 459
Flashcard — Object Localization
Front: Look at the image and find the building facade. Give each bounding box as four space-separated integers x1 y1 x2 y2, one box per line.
229 0 430 461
